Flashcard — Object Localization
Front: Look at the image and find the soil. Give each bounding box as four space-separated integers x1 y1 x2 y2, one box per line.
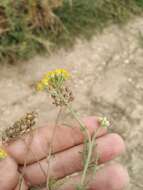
0 17 143 190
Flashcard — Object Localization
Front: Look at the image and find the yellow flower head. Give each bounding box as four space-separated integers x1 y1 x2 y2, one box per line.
36 69 70 91
0 148 7 160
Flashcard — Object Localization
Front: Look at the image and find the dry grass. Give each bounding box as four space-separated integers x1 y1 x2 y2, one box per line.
0 0 63 62
0 0 63 33
0 0 143 63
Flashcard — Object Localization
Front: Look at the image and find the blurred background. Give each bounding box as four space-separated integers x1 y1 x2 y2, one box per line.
0 0 143 189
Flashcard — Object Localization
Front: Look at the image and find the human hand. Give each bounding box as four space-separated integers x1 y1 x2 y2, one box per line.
1 116 129 190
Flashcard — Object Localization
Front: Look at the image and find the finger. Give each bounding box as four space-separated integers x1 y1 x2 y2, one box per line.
22 133 125 186
5 116 107 164
14 180 28 190
54 163 129 190
0 150 19 190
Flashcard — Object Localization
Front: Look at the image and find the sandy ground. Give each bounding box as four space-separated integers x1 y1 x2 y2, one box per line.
0 17 143 189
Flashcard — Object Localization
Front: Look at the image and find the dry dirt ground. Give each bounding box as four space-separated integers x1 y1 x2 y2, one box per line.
0 17 143 190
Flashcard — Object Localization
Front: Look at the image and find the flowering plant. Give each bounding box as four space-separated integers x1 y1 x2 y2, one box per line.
36 69 110 190
0 69 110 190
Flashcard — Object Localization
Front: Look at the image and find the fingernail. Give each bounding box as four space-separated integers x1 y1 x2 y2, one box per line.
98 117 110 128
0 148 8 160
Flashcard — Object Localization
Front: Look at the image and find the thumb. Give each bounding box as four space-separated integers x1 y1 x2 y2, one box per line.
0 148 19 190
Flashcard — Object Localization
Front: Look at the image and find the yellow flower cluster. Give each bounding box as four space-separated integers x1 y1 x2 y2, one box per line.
37 69 70 91
0 148 7 160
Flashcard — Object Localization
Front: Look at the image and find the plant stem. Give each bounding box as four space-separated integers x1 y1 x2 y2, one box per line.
64 103 91 142
53 90 102 188
57 91 93 187
80 127 101 187
46 107 62 189
66 105 94 186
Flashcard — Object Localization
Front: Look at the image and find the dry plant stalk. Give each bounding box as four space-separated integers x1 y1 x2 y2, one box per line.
1 111 37 144
0 111 47 190
0 5 9 35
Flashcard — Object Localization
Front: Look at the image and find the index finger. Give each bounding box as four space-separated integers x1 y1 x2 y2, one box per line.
4 116 107 165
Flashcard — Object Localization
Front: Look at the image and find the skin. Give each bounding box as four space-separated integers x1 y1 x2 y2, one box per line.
0 116 129 190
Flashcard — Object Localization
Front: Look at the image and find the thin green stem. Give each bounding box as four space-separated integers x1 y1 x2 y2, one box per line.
46 107 62 189
50 89 102 188
56 91 94 187
66 103 91 141
64 104 92 186
80 138 93 186
80 127 101 187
